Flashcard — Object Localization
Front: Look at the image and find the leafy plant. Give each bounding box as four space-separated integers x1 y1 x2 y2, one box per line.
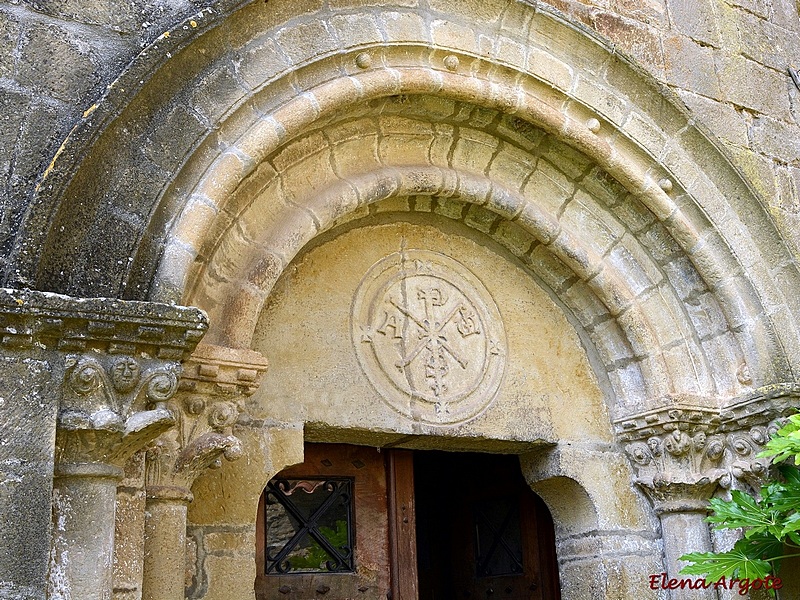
680 414 800 592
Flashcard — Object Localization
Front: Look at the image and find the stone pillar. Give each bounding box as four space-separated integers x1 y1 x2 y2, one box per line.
142 344 268 600
617 401 797 600
637 477 721 600
0 290 60 600
618 408 728 600
0 288 206 600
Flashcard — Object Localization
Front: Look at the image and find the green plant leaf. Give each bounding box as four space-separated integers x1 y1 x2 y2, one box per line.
706 491 775 534
680 547 772 581
760 417 800 463
682 411 800 593
780 512 800 537
777 464 800 486
734 532 784 562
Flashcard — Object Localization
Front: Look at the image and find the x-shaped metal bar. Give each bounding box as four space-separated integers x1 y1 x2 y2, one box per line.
475 500 524 577
264 479 353 574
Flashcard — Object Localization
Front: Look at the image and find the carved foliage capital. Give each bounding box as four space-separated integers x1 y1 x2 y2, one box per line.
619 405 785 505
56 352 184 470
145 344 268 496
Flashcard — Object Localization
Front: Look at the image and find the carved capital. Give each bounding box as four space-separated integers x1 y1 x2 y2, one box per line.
637 474 724 514
616 399 792 499
56 352 194 472
0 289 216 474
145 344 268 497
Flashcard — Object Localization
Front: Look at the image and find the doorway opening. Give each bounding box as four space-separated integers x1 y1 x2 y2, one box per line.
255 444 560 600
414 451 561 600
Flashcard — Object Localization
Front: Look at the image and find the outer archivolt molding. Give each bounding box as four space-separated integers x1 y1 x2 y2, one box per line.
150 47 786 357
13 1 798 397
152 48 785 393
201 166 674 396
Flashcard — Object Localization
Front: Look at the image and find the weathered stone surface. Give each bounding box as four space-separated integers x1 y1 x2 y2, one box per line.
0 9 20 80
16 21 103 103
0 356 54 600
668 0 721 47
4 1 800 599
663 34 721 98
0 288 206 600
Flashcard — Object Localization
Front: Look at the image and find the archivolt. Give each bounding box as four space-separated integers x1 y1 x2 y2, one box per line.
17 0 800 412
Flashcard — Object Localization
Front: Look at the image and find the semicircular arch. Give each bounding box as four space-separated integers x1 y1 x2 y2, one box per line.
15 0 800 413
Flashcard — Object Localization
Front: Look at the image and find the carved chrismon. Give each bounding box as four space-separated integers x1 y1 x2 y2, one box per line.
351 249 506 425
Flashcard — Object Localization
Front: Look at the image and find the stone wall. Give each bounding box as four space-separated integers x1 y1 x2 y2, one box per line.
548 0 800 257
0 0 245 284
2 0 800 286
3 1 800 599
2 0 800 284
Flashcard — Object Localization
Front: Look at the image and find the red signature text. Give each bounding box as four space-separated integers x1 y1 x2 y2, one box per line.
648 573 782 595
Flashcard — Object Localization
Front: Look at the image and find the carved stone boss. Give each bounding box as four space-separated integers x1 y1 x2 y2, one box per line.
141 343 268 600
352 249 506 425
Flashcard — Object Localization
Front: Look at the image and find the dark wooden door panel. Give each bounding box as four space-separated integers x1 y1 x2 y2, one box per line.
255 445 391 600
414 452 560 600
256 446 559 600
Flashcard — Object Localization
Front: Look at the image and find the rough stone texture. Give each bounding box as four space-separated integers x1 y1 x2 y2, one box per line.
0 288 206 599
0 0 240 286
3 0 800 598
0 355 54 600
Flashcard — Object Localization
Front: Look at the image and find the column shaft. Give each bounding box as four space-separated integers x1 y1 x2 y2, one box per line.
659 511 717 600
48 467 122 600
143 495 190 600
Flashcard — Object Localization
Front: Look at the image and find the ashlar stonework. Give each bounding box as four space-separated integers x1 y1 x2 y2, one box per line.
2 0 800 598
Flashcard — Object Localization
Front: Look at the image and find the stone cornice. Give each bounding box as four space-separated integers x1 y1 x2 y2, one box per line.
718 383 800 429
0 288 207 358
613 384 800 442
177 343 268 398
614 405 721 443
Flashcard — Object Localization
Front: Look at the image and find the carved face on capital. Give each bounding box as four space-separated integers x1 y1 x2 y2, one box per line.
111 356 141 393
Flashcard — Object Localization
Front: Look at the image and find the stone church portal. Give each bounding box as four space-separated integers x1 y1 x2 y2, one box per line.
2 0 800 599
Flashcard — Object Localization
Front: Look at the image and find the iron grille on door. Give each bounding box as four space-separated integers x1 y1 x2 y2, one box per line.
263 478 355 574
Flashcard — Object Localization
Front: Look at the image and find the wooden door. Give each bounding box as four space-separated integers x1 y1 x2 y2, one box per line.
255 444 417 600
256 446 559 600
